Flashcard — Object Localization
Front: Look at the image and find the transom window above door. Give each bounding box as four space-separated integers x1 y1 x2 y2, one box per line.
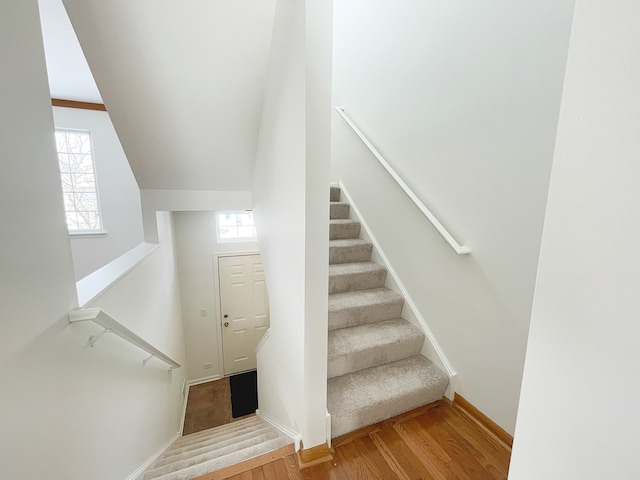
215 211 256 243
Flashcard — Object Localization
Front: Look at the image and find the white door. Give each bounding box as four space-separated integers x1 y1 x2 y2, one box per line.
219 254 270 376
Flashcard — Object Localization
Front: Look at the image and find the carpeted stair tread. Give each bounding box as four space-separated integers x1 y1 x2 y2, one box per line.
328 319 424 378
170 416 262 449
328 355 449 438
329 238 373 264
329 219 361 240
157 425 275 465
328 261 387 294
330 186 340 202
328 287 404 331
144 431 288 480
330 202 350 219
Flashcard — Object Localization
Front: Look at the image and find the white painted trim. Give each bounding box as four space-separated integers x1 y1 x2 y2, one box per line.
326 411 332 448
256 409 302 452
187 374 222 387
212 251 261 378
76 242 160 307
126 432 179 480
335 107 470 255
179 379 188 436
338 181 457 382
255 327 271 353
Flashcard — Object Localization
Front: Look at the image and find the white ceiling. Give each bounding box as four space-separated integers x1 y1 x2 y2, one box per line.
39 0 276 191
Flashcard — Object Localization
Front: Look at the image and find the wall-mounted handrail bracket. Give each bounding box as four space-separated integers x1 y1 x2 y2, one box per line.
142 354 155 367
68 308 181 369
89 328 113 348
334 106 470 255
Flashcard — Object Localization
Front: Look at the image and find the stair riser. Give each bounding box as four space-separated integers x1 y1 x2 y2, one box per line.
330 186 340 202
329 298 404 331
327 356 449 438
330 222 361 240
169 417 263 449
146 432 279 478
330 203 350 219
329 269 387 294
157 426 274 465
328 334 424 379
329 243 373 264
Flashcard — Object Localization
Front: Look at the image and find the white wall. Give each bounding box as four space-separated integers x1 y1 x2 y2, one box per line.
0 4 187 477
509 2 640 478
52 106 144 281
253 0 331 449
173 211 259 382
331 0 575 433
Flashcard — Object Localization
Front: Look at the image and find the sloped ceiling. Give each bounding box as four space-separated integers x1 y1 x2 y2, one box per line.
61 0 276 191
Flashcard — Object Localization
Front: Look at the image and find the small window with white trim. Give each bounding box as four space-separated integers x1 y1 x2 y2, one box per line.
216 210 257 243
55 129 104 233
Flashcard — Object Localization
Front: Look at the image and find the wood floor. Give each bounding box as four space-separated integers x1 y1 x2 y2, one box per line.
217 401 511 480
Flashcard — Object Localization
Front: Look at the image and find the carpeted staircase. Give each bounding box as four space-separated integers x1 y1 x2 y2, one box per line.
143 416 290 480
327 185 449 438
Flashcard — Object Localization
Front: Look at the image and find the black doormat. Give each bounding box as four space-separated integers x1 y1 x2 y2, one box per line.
229 370 258 418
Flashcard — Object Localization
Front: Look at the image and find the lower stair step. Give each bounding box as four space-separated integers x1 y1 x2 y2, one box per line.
327 355 449 438
330 219 361 240
329 239 373 264
328 319 425 378
329 262 387 294
329 288 404 331
144 418 290 480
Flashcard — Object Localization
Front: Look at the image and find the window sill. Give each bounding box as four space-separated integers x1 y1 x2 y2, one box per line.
69 231 108 238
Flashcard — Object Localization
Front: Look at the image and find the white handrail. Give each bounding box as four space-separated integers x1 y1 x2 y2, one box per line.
68 308 181 369
334 107 470 255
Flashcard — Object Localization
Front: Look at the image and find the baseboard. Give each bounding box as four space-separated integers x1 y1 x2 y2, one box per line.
126 432 179 480
448 393 513 452
338 180 457 382
296 442 333 470
188 374 222 387
256 409 302 451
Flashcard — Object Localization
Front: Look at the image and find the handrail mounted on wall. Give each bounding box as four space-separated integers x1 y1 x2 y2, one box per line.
334 106 470 255
68 308 181 369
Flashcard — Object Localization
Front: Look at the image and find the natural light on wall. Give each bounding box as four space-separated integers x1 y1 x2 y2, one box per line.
55 129 103 233
216 211 256 242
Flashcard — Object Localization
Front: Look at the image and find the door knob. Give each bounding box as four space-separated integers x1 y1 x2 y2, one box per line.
224 322 229 327
223 314 229 318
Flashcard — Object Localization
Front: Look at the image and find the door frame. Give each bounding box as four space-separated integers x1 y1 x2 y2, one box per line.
212 250 261 378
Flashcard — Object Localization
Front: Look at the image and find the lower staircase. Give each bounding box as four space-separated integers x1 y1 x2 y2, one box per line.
327 185 449 438
143 416 290 480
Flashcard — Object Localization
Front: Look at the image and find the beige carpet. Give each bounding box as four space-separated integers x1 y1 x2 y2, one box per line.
327 185 449 438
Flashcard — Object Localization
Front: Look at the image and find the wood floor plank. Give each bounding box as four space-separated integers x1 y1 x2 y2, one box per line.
371 425 438 480
417 412 497 480
434 408 510 480
249 466 265 480
394 418 457 480
201 402 510 480
335 440 382 480
282 455 304 480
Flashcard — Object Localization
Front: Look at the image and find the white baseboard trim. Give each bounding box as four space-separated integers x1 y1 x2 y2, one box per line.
126 432 179 480
338 181 457 382
256 409 302 452
326 411 332 448
188 374 222 387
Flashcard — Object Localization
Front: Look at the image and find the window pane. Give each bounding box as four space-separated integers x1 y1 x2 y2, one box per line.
66 212 79 231
237 213 254 226
55 129 102 232
218 213 237 227
219 226 237 239
237 226 254 238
